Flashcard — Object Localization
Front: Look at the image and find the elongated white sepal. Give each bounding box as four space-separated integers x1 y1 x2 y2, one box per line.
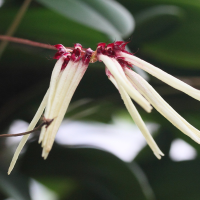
109 76 164 159
99 54 152 113
41 61 89 158
8 89 49 175
125 67 200 144
40 61 77 149
122 53 200 101
39 56 65 143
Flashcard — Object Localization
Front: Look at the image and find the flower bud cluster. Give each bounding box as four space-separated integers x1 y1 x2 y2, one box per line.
54 44 93 70
97 42 132 68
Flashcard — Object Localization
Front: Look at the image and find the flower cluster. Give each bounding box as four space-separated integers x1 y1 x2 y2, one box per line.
8 44 93 174
8 41 200 174
96 41 200 158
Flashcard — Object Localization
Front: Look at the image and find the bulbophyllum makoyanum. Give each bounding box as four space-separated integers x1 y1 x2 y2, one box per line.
2 40 200 175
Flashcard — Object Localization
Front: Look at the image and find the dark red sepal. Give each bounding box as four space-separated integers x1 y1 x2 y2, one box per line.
82 48 93 65
97 43 106 55
53 44 68 59
117 57 133 68
106 43 116 57
113 41 131 54
61 54 71 71
71 43 82 62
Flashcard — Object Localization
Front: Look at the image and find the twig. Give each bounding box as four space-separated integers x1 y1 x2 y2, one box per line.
0 118 54 138
0 35 57 50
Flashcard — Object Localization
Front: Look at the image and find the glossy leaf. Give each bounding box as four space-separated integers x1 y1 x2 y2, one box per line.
20 143 148 200
122 0 200 69
138 156 200 200
36 0 135 39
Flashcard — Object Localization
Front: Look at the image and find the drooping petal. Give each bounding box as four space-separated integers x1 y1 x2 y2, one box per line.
40 60 78 150
124 67 200 144
39 56 67 143
39 44 83 155
108 75 164 159
8 89 49 175
99 54 152 113
121 53 200 101
41 48 93 159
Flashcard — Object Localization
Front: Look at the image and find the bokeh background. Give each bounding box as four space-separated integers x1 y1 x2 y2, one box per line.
1 0 200 199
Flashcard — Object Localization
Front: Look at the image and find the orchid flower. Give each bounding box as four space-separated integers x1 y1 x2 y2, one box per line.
96 41 200 159
8 40 200 174
8 44 92 174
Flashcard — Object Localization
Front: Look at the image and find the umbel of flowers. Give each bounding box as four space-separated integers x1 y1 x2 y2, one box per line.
8 41 200 174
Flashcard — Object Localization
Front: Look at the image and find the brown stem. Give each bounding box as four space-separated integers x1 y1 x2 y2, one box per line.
0 35 96 60
0 35 87 51
0 118 54 138
0 35 58 50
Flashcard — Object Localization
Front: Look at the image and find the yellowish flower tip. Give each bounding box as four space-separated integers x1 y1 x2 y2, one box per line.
89 50 97 63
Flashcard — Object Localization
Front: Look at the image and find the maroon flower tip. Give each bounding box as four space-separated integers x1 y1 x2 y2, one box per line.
96 41 132 59
113 41 124 46
113 41 131 54
98 42 106 47
106 43 115 57
106 43 114 48
97 43 106 54
74 43 82 50
53 52 62 59
61 53 71 71
53 44 68 59
54 44 65 50
82 48 93 65
117 57 133 68
71 44 82 62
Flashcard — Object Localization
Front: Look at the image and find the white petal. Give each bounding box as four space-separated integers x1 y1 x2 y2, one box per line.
8 89 49 175
125 67 200 144
39 57 65 143
42 61 89 158
40 60 78 150
122 53 200 101
109 75 118 89
99 54 152 113
109 76 163 159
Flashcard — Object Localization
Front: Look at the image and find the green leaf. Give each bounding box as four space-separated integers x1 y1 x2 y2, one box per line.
36 0 135 39
0 166 31 200
20 143 148 200
133 5 184 43
125 0 200 69
138 158 200 200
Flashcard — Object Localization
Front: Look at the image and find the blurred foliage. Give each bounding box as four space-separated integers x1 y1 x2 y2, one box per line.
1 0 200 199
